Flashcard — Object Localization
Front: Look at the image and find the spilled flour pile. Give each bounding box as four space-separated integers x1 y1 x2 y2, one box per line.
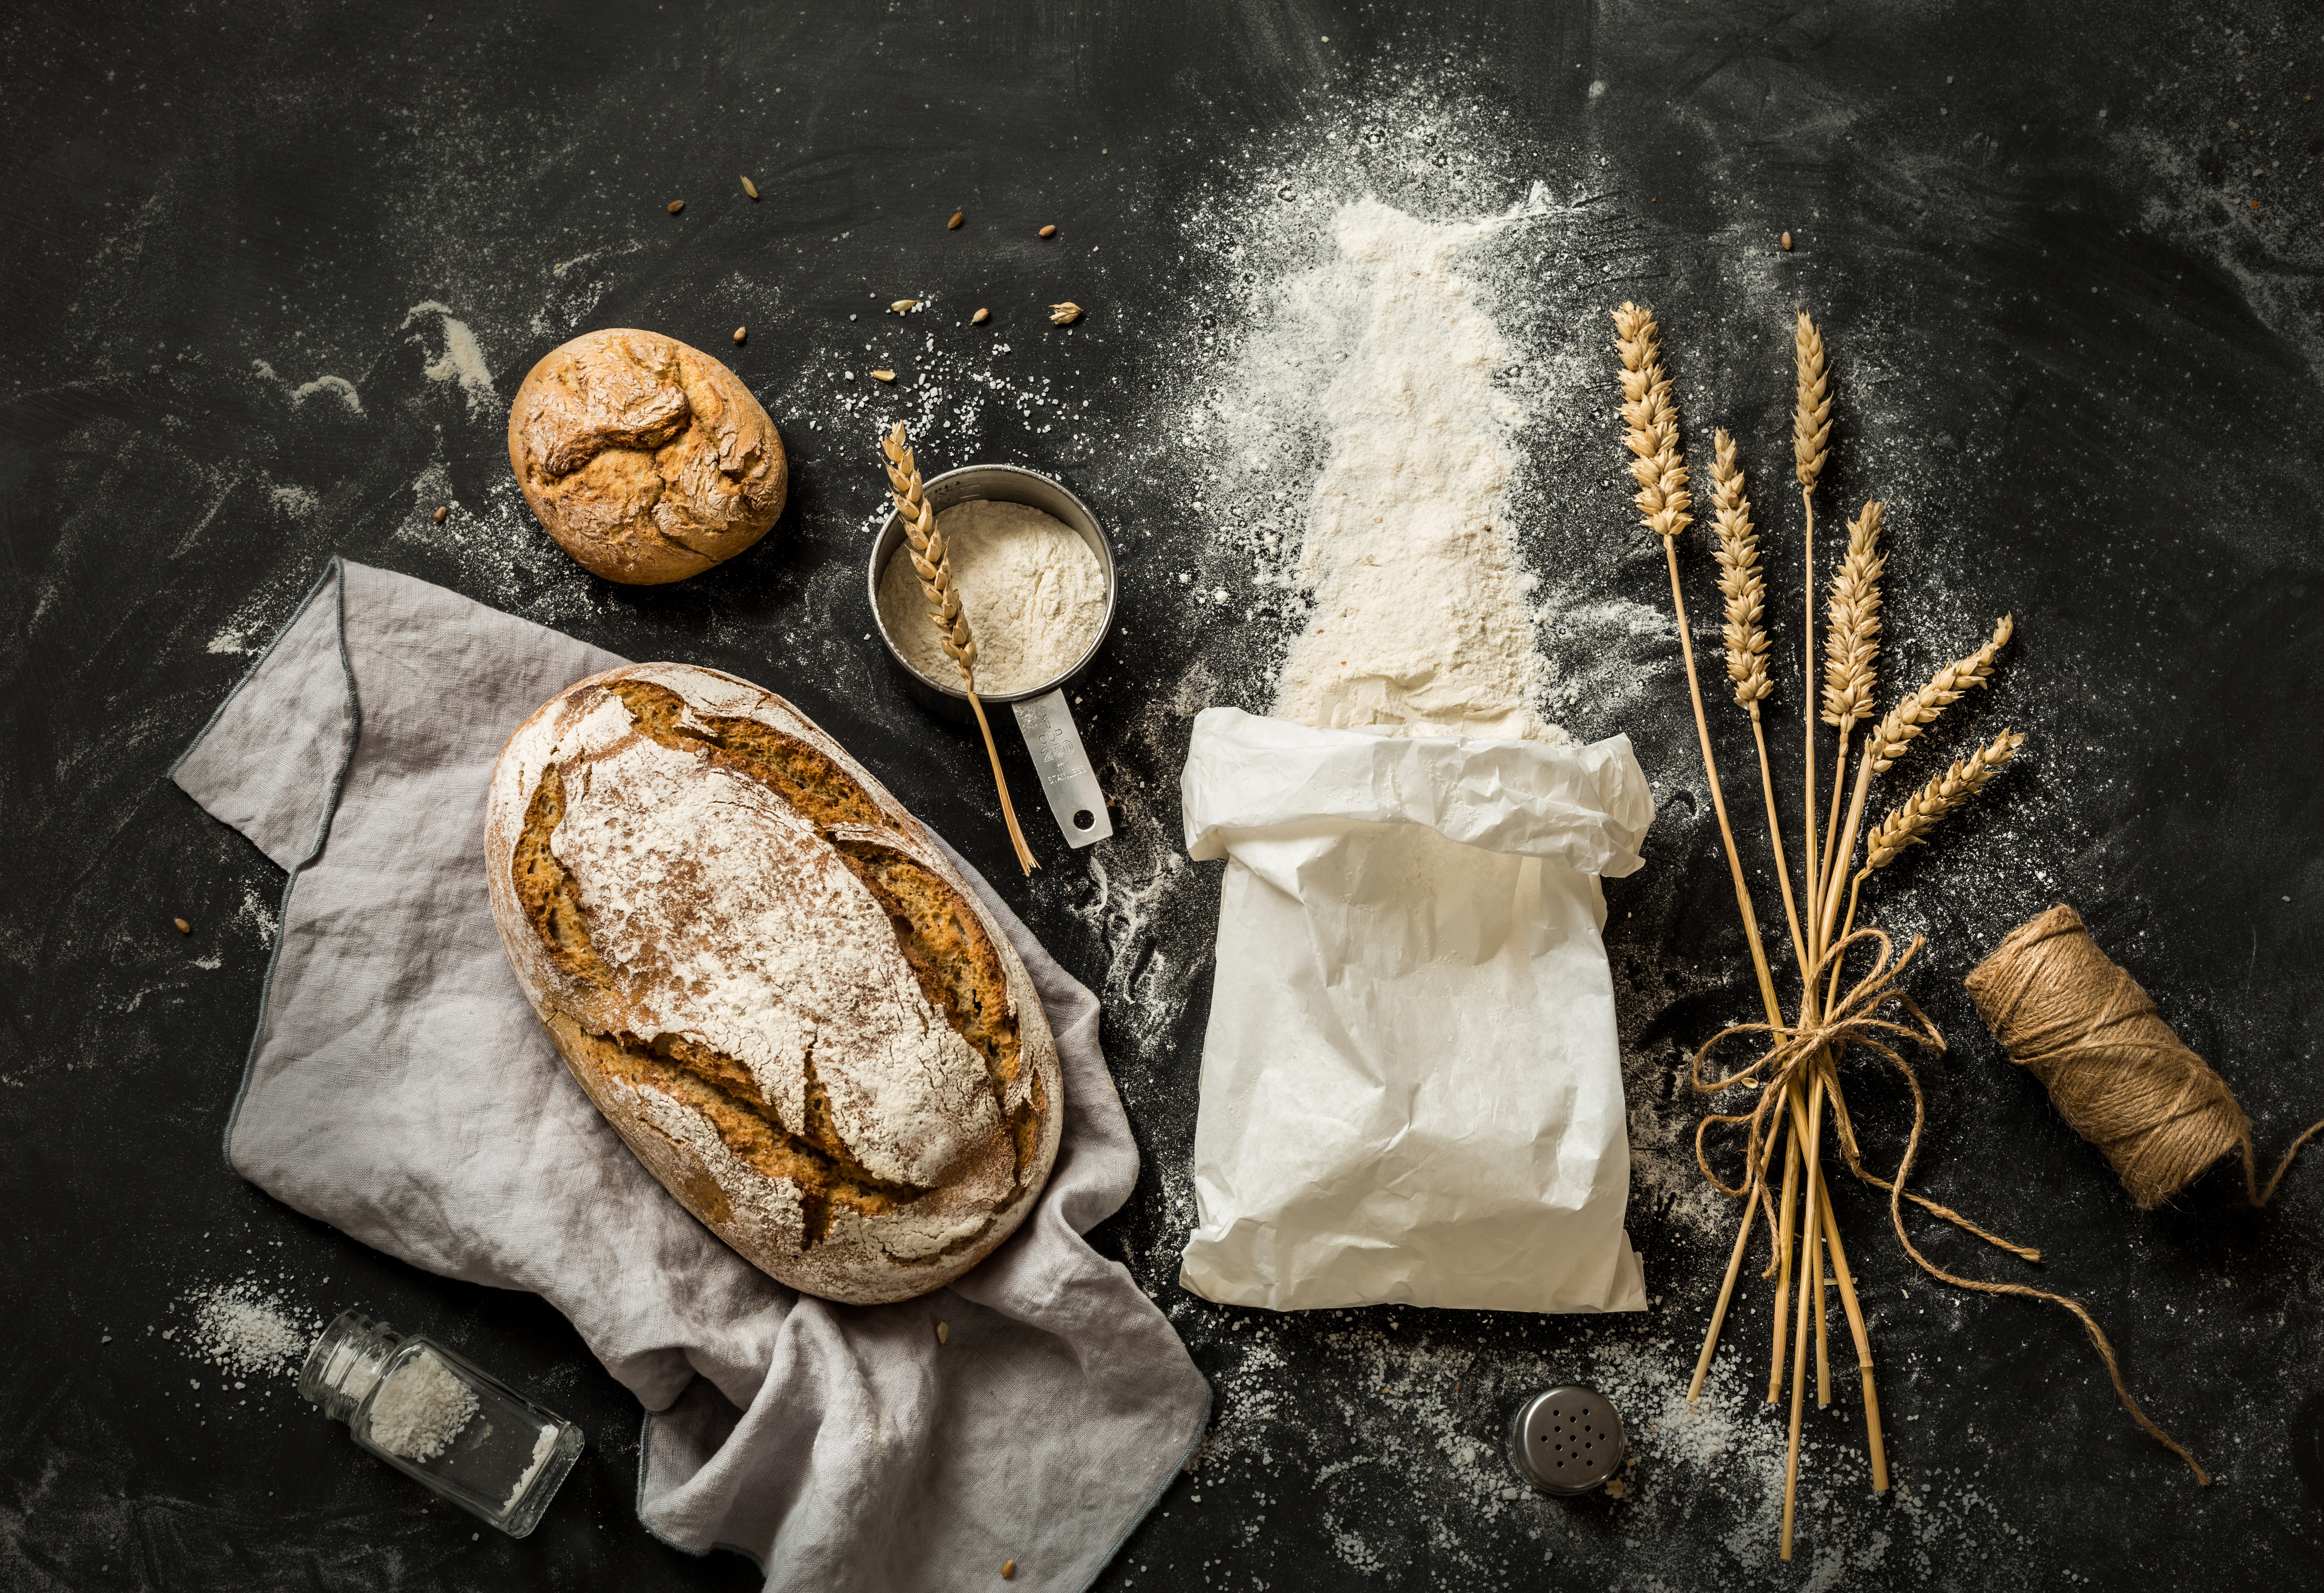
1273 195 1565 742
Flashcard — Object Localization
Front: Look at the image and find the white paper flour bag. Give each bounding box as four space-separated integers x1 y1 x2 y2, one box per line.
1177 708 1654 1314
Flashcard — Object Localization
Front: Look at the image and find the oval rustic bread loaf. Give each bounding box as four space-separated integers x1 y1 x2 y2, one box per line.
484 662 1061 1304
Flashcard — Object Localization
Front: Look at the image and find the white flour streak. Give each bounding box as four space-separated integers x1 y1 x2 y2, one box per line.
403 300 499 413
290 374 363 414
1274 192 1571 742
269 484 320 519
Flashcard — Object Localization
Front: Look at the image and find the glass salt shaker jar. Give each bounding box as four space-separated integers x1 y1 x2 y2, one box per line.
298 1309 585 1538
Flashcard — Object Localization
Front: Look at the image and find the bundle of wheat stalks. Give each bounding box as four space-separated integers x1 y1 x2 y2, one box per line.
1612 306 2203 1560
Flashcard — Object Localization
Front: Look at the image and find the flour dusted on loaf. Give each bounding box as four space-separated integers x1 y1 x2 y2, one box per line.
1273 199 1565 744
483 661 1063 1305
878 499 1107 694
551 702 1001 1188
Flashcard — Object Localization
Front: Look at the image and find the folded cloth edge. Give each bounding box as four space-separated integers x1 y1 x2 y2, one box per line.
169 555 358 1169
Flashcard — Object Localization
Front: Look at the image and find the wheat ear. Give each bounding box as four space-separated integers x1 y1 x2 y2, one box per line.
1795 311 1829 952
1862 728 2026 872
1866 612 2015 771
1820 501 1884 732
880 423 1039 876
1815 500 1885 901
1613 304 1693 539
1794 312 1831 493
1817 611 2015 941
1712 430 1771 708
1710 430 1808 979
1833 728 2030 962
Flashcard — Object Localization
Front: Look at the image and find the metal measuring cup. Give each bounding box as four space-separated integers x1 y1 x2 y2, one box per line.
867 463 1116 849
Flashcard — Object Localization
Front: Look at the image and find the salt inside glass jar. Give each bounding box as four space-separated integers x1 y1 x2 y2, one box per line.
298 1309 584 1537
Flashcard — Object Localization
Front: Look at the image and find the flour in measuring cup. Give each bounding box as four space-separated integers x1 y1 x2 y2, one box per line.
878 499 1108 695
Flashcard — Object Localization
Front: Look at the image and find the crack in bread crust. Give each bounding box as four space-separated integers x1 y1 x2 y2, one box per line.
512 765 615 987
555 1018 923 1243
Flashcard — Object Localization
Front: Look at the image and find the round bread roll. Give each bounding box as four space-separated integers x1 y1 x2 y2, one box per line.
484 661 1062 1304
507 329 787 584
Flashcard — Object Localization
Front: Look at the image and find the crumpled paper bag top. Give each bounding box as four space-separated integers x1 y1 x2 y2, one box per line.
1177 707 1652 1315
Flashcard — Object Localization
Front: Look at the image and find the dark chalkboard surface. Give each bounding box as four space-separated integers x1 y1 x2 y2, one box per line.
6 0 2323 1586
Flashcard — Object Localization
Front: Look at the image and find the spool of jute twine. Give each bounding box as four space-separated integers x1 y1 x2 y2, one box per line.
1966 903 2324 1210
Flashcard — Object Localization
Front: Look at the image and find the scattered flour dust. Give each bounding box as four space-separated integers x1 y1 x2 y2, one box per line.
1273 193 1568 743
269 483 320 519
364 1347 479 1462
250 359 364 416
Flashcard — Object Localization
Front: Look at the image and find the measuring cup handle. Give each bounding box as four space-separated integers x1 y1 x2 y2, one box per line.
1009 690 1112 849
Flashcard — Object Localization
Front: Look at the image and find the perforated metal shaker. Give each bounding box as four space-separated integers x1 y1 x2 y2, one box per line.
1508 1385 1628 1496
868 463 1116 849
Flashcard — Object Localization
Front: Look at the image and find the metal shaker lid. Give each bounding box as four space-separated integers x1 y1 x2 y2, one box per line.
1508 1385 1627 1496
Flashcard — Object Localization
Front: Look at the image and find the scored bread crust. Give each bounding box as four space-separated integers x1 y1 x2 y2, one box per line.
484 661 1061 1304
507 329 788 585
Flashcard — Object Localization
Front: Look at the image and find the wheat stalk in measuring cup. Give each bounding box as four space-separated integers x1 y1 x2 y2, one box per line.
879 423 1039 875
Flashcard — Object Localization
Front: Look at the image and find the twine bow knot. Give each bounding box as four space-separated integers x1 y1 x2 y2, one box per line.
1690 928 1942 1205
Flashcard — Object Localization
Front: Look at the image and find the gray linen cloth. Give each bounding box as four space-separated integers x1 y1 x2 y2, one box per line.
172 557 1208 1590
